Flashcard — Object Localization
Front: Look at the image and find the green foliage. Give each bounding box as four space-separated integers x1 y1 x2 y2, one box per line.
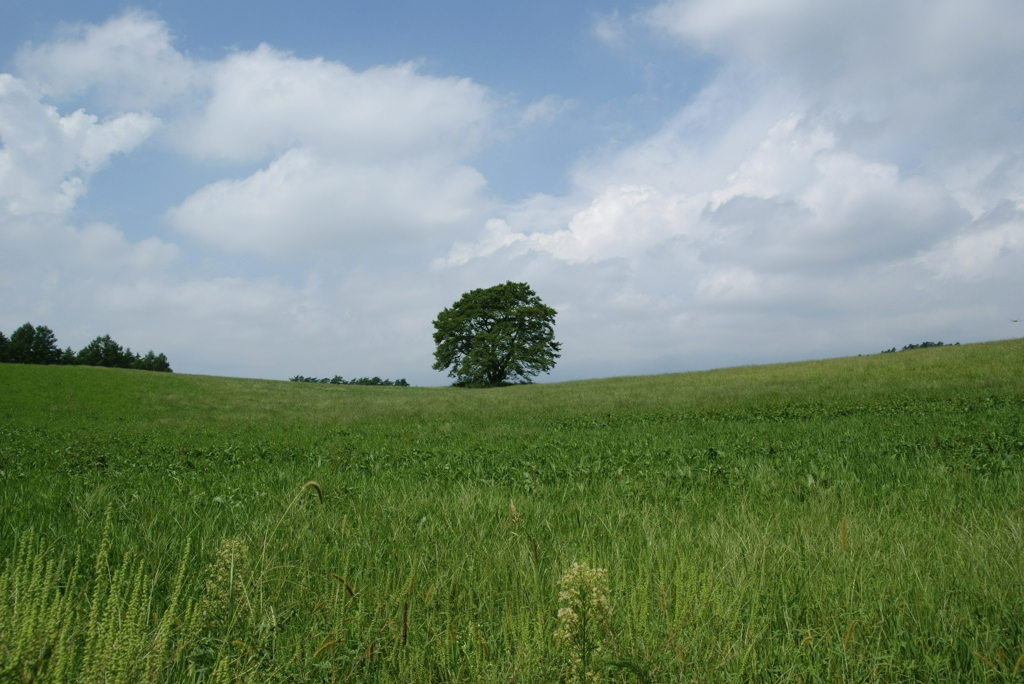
0 512 200 683
76 334 135 368
881 340 961 353
135 350 173 373
60 346 77 365
77 334 171 371
432 281 561 386
1 339 1023 681
0 324 171 372
8 323 36 364
289 375 409 386
76 333 172 370
7 323 62 365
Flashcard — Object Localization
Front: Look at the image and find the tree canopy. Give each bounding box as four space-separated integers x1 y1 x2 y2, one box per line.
432 281 561 387
6 323 62 365
0 323 171 372
289 375 409 386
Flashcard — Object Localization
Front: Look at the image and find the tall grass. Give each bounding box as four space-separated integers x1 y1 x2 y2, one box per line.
1 338 1023 681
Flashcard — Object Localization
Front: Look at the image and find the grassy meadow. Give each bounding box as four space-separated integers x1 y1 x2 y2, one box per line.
2 338 1024 682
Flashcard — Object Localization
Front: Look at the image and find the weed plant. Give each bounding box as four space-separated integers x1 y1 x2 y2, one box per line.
1 339 1023 681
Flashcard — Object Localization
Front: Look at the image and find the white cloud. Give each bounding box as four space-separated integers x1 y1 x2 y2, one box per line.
916 208 1024 280
441 0 1024 370
167 146 486 254
645 0 1024 161
520 184 681 264
163 45 494 253
175 45 491 164
646 0 1024 87
0 74 158 216
433 218 526 268
12 12 496 256
592 11 626 46
518 95 572 127
16 10 195 110
450 114 967 272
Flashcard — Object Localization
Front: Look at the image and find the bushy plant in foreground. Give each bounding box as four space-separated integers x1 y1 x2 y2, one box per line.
0 513 196 683
555 562 613 684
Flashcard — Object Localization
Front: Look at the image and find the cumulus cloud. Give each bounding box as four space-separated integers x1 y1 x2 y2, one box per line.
175 46 490 163
441 0 1024 368
0 208 183 357
0 74 158 216
916 204 1024 280
444 115 968 274
161 44 494 253
12 12 496 256
433 218 526 268
16 10 195 110
167 147 486 254
646 0 1024 162
646 0 1024 91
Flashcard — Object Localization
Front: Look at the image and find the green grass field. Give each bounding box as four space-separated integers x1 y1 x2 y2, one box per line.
2 339 1023 682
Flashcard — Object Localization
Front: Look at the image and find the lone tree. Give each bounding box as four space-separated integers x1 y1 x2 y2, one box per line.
432 281 561 386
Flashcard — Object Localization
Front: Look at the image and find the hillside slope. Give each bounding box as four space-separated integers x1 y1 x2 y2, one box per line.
3 336 1021 427
1 338 1023 682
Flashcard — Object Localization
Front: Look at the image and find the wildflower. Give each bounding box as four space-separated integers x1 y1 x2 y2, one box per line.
199 538 251 632
554 562 612 684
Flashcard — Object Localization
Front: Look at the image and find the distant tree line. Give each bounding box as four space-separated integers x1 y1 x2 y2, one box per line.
0 322 172 372
881 341 960 354
289 375 409 386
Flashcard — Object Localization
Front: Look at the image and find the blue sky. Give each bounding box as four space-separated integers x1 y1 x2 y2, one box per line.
5 0 713 205
2 0 1023 383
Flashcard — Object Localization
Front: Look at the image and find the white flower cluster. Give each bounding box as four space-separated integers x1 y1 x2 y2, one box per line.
554 562 612 684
